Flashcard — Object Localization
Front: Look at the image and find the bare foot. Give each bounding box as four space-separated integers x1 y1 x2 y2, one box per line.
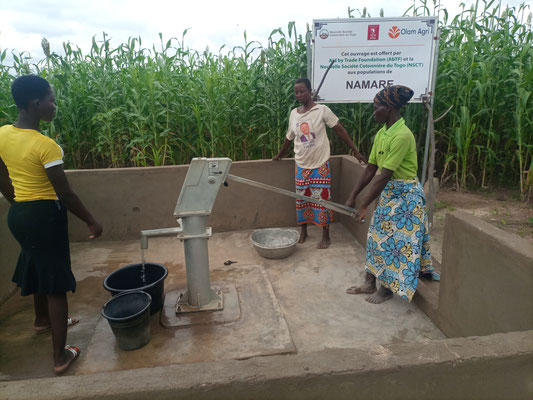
316 226 330 249
54 346 81 374
34 316 79 334
316 238 331 249
366 286 393 304
298 226 308 244
346 281 377 295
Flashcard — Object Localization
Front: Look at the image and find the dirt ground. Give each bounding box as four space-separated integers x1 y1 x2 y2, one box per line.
429 187 533 263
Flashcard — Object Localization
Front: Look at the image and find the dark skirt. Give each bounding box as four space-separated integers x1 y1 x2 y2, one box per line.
8 200 76 296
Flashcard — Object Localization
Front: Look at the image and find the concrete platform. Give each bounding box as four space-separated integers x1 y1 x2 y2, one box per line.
0 223 444 381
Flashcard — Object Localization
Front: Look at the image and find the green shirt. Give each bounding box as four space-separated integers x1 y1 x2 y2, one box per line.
368 118 418 180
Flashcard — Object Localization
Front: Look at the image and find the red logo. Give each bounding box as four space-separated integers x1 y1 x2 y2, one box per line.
367 25 379 40
388 26 400 38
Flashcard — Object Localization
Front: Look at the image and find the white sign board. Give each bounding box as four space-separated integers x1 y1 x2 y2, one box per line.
312 17 438 103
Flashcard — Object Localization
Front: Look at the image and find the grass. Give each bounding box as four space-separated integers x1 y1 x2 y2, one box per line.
434 200 449 210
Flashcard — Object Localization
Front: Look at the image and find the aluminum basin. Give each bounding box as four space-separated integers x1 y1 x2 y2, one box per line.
250 228 299 259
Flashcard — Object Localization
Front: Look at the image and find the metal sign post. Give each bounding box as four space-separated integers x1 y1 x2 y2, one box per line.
306 29 312 79
421 27 441 187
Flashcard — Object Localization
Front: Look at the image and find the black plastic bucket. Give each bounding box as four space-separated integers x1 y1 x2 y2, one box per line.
103 263 168 314
102 291 152 351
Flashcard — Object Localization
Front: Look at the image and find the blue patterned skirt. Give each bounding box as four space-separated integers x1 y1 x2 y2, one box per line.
365 178 432 301
295 161 333 227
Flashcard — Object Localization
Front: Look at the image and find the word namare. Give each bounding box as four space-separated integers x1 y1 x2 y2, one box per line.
345 80 395 90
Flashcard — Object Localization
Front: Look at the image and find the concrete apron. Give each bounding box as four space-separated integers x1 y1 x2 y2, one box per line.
2 331 532 399
1 223 533 399
0 223 444 381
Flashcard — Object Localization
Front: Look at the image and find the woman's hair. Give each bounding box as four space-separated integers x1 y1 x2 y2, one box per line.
374 85 414 109
295 77 312 90
11 75 51 109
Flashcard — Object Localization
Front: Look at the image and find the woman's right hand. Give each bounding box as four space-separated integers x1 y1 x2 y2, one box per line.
88 222 103 239
356 206 367 223
354 152 368 165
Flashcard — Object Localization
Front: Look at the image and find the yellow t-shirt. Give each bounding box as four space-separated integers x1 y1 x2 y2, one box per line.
0 125 63 201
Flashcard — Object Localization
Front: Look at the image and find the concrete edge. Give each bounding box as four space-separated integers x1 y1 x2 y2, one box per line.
446 211 533 260
0 286 17 308
2 330 532 400
435 210 533 338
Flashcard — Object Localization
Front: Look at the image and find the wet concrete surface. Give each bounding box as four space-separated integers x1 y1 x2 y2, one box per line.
0 223 444 381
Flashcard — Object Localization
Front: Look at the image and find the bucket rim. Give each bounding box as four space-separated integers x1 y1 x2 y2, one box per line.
101 290 152 322
103 262 168 292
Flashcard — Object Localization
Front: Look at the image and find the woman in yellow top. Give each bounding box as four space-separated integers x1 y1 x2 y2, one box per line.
344 85 433 304
0 75 102 374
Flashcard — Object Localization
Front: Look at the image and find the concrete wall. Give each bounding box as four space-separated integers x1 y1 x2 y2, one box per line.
0 157 353 301
4 159 531 341
2 160 533 398
64 157 342 241
336 161 533 339
337 155 378 246
436 211 533 337
3 330 532 400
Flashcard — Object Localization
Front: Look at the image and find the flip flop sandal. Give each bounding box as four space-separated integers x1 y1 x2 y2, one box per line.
419 272 441 282
34 317 80 334
54 345 81 374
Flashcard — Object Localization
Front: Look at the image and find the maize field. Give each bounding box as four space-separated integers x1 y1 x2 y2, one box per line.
0 0 531 198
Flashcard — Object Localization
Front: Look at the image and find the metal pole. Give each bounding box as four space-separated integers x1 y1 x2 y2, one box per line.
306 28 312 79
421 24 440 185
226 174 359 218
313 59 335 102
181 216 212 308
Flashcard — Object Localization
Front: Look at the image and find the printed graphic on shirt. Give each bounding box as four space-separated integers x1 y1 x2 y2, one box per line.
296 120 316 148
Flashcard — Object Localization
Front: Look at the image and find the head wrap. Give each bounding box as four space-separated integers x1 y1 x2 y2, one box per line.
374 85 414 109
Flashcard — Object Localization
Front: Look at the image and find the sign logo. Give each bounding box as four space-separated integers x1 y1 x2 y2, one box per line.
388 26 400 38
367 25 379 40
319 29 329 39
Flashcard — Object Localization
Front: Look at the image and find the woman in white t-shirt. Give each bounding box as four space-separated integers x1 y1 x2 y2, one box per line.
273 78 366 248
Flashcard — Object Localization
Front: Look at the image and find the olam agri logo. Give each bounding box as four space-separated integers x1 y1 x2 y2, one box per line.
388 26 400 39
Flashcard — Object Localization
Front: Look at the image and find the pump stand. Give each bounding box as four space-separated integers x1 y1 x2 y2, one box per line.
174 216 222 314
141 157 360 326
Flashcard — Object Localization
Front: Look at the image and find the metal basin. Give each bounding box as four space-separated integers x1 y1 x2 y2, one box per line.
250 228 299 259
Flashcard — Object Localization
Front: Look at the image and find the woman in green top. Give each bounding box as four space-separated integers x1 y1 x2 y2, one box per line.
344 85 433 304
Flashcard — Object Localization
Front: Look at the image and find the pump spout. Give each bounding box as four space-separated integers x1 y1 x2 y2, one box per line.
140 227 184 250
